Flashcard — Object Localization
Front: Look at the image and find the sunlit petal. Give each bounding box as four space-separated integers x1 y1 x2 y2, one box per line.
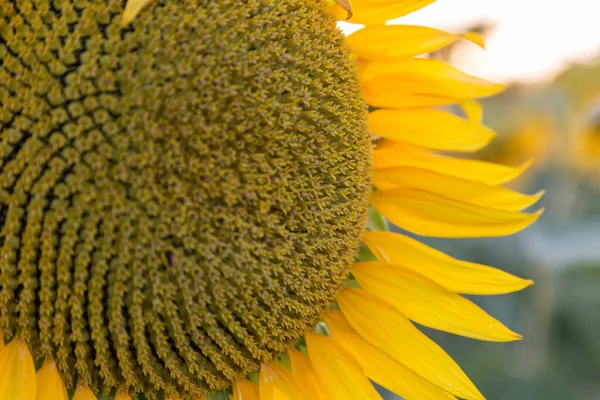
72 385 97 400
373 167 544 211
305 331 381 400
371 188 542 238
362 59 506 108
288 347 332 400
363 231 533 294
233 380 259 400
36 358 68 400
323 311 455 400
328 0 436 24
373 147 532 185
0 338 37 400
338 289 483 400
348 25 483 60
353 262 522 341
461 100 484 123
369 109 495 152
260 362 297 400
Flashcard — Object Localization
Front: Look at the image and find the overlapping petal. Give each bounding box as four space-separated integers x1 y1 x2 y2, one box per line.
259 362 297 400
352 262 522 341
305 331 381 400
363 231 533 294
324 311 456 400
361 59 506 108
369 109 495 152
233 380 260 400
328 0 437 24
338 289 483 400
371 188 542 237
373 167 543 211
115 390 133 400
347 25 483 60
288 348 332 400
373 147 532 185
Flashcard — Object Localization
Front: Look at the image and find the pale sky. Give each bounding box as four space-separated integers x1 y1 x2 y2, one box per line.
344 0 600 84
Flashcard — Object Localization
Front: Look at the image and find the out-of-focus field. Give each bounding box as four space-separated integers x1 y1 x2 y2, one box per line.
380 13 600 399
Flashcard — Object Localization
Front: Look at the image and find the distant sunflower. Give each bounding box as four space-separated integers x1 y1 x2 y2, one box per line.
0 0 541 399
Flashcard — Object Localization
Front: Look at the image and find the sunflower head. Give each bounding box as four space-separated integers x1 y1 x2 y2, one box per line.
2 0 542 399
1 0 370 397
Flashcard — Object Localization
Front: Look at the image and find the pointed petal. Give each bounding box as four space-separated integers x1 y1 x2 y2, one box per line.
122 0 154 25
323 311 455 400
260 362 297 400
233 380 259 400
368 109 495 152
288 348 332 400
329 0 436 24
36 359 68 400
305 331 381 400
373 167 544 211
352 262 522 341
363 231 533 294
73 385 97 400
0 338 36 400
371 188 542 238
348 25 483 60
362 59 505 108
373 148 532 185
461 101 484 123
338 289 484 400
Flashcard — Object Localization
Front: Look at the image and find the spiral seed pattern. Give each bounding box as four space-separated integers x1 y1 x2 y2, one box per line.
0 0 371 397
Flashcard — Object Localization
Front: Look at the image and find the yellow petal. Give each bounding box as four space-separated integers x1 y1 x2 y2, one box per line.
73 385 97 400
368 109 495 152
347 25 483 60
373 148 532 185
0 328 4 351
122 0 154 25
361 59 506 108
329 0 436 24
115 389 133 400
0 338 37 400
323 311 455 400
305 331 381 400
287 348 332 400
352 262 522 341
338 289 484 400
371 188 542 238
36 358 68 400
363 231 533 295
260 362 297 400
461 100 484 123
233 380 259 400
462 32 486 48
373 167 544 211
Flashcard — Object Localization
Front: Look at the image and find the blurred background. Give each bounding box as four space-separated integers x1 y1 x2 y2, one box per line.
350 0 600 398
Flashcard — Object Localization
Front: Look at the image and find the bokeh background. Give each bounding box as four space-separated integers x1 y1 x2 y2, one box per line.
344 0 600 398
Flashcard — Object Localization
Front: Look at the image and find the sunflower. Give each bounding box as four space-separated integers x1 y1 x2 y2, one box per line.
0 0 541 399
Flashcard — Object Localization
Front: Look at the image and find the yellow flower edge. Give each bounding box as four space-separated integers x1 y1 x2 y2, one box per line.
0 0 542 399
